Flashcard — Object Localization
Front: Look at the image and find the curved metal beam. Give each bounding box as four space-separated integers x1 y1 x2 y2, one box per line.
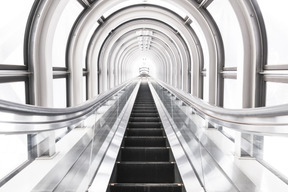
228 1 267 108
87 6 200 96
70 2 211 105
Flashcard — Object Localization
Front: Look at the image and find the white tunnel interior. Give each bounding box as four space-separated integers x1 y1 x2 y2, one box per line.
2 0 288 190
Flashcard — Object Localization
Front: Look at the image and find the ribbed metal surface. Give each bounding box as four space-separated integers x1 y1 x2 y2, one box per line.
107 82 185 192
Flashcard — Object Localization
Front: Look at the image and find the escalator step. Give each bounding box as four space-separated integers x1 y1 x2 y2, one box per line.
116 163 176 183
129 117 160 122
134 104 155 107
128 122 162 128
135 102 155 105
110 183 183 192
126 128 163 136
131 113 159 117
121 147 170 162
133 106 156 109
124 137 167 147
132 109 158 113
107 83 185 192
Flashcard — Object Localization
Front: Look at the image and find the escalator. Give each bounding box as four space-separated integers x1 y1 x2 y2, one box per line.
107 82 185 192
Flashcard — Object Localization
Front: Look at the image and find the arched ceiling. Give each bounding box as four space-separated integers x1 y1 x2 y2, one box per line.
28 0 265 107
77 2 212 95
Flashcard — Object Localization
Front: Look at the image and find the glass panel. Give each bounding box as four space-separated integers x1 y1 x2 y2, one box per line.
0 82 26 104
0 1 34 65
83 76 87 102
223 79 241 109
221 127 236 140
52 1 83 67
208 1 243 67
152 81 238 191
56 81 137 190
0 134 28 180
263 136 288 179
203 75 208 102
55 128 69 143
53 78 67 108
83 22 99 69
258 1 288 64
266 82 288 106
192 24 210 69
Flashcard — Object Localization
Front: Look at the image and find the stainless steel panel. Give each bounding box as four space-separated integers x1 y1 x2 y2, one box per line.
32 80 140 192
153 78 288 135
0 79 137 134
88 80 141 192
148 80 204 192
150 79 257 192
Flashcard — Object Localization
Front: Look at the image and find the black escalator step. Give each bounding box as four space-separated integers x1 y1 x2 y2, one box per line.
133 106 156 109
116 162 175 183
134 102 155 104
110 183 183 192
128 122 162 128
132 109 157 113
126 128 163 136
134 104 155 107
124 137 167 147
131 113 159 117
121 147 170 162
129 117 160 122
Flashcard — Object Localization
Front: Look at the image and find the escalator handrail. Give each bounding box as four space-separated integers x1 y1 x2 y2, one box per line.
153 78 288 134
0 79 137 134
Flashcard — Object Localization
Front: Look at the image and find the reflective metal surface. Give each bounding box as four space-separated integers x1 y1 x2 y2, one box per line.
153 78 288 135
150 79 257 192
32 80 140 191
0 79 136 134
88 79 141 192
148 81 204 192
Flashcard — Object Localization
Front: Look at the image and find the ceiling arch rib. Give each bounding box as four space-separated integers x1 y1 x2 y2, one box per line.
100 27 181 89
29 0 220 107
120 40 174 84
87 5 200 96
121 31 180 86
68 0 219 106
117 41 170 85
101 20 192 88
121 48 168 83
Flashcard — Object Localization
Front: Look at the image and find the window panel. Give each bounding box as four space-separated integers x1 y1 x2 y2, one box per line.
266 82 288 106
258 1 288 64
83 76 87 102
52 78 69 141
223 79 241 109
0 82 26 104
191 23 210 69
208 1 243 67
0 1 34 64
53 78 67 108
52 1 83 67
203 75 208 102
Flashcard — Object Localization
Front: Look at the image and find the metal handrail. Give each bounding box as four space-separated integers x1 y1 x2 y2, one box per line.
0 79 137 134
152 78 288 135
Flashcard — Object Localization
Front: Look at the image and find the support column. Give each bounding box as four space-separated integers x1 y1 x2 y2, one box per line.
28 0 73 158
229 0 266 158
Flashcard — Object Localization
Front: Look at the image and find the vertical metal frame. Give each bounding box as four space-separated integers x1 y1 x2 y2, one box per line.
223 0 267 157
228 0 267 108
197 7 225 107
